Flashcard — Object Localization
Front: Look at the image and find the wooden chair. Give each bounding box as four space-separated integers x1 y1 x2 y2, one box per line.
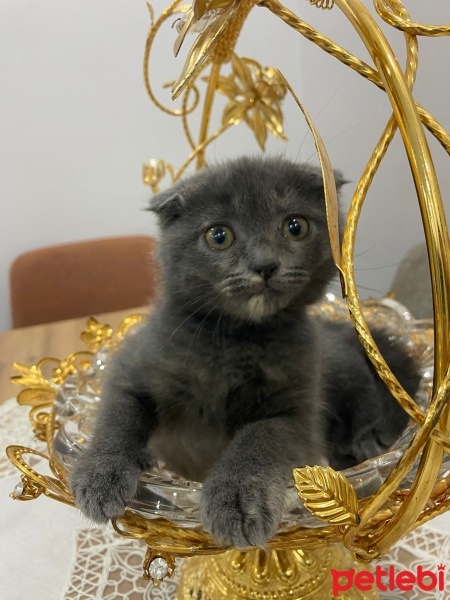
9 236 159 328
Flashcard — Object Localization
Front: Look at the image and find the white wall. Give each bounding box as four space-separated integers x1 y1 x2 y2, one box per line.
1 0 449 331
295 0 450 300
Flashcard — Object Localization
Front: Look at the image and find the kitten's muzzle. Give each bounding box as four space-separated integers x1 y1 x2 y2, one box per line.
252 261 280 282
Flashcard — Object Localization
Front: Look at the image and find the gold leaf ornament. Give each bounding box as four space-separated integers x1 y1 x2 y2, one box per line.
16 388 55 408
293 465 359 527
222 101 247 125
116 314 146 342
172 0 254 99
277 71 345 293
51 358 79 385
217 55 287 149
11 362 56 391
80 317 113 352
248 108 267 149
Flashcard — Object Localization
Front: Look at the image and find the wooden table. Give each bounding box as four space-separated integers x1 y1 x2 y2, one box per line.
0 307 147 405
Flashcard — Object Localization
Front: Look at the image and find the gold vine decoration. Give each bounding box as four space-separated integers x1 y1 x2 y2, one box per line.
141 0 450 560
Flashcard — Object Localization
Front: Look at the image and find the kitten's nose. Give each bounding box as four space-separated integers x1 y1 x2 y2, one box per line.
254 262 279 281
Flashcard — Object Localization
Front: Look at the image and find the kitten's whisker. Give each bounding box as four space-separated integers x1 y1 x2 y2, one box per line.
169 291 216 315
295 86 341 162
184 208 203 218
218 277 250 289
328 280 384 295
171 282 210 294
321 113 374 148
189 300 220 351
212 308 226 348
286 266 309 272
213 310 221 347
355 284 385 294
220 310 231 348
356 263 400 272
162 299 215 348
223 285 250 294
354 245 376 259
283 271 309 279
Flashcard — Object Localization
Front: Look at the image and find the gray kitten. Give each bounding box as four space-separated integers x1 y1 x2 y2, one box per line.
70 156 418 547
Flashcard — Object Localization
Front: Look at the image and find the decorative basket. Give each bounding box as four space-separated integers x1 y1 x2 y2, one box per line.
6 295 447 598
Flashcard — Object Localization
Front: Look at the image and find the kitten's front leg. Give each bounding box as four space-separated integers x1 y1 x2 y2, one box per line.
70 387 155 523
200 417 318 547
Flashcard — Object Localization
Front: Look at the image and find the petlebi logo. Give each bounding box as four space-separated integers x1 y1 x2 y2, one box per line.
331 564 446 596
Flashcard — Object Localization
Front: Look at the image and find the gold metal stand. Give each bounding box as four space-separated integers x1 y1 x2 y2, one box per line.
178 546 378 599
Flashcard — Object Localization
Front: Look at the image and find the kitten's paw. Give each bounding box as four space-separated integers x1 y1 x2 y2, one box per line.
69 450 146 523
200 475 283 547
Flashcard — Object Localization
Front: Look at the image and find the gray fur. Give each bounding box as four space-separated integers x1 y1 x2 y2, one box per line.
70 156 418 546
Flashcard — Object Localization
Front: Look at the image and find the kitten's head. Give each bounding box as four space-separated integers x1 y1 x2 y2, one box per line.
149 156 345 321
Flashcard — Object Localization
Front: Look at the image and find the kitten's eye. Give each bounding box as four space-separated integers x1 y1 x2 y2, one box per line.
204 225 235 250
283 216 309 240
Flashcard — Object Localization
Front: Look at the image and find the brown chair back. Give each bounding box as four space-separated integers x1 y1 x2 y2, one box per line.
10 236 159 328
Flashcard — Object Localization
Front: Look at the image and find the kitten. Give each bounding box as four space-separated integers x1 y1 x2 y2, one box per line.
320 320 419 471
70 156 419 547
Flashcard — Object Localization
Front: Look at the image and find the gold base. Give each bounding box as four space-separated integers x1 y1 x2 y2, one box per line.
177 545 379 599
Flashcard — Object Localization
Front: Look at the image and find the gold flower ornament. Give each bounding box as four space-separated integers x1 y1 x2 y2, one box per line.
217 55 287 149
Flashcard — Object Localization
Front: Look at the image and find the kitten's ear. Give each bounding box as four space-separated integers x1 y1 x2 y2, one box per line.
147 190 186 225
333 170 349 191
307 167 348 192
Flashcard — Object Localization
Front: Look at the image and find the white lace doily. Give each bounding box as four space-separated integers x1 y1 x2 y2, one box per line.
1 397 46 479
2 397 449 599
376 527 449 599
63 527 182 600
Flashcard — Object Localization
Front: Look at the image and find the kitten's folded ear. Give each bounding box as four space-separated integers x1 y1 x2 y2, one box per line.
333 169 349 190
146 189 186 225
308 166 350 192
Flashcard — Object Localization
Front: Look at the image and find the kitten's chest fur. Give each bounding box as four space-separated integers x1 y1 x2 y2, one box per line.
147 313 318 481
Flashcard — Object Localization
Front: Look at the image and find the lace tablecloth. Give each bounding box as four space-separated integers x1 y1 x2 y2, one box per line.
2 398 450 600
